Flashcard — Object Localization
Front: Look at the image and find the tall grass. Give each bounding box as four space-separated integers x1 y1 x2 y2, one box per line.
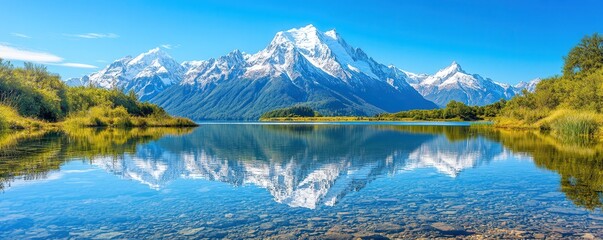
0 115 6 131
0 104 47 130
551 112 600 143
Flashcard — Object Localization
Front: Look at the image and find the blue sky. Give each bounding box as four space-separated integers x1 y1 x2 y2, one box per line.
1 0 602 84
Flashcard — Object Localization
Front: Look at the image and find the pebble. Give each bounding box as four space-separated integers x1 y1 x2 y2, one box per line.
260 223 274 230
533 233 546 239
94 232 124 239
178 227 205 236
431 222 456 232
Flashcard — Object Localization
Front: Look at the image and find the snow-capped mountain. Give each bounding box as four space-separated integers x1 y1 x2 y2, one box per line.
66 24 542 118
68 48 185 101
150 25 436 119
407 62 517 107
514 78 541 93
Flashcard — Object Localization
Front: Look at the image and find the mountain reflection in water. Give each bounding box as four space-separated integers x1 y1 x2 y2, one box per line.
1 124 602 210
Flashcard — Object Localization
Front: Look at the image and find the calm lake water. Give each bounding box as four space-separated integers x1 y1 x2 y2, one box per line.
1 123 603 239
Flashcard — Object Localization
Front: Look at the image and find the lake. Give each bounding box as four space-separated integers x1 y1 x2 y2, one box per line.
1 123 602 239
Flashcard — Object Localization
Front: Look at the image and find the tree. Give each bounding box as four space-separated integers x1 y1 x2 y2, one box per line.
444 100 477 120
563 33 603 78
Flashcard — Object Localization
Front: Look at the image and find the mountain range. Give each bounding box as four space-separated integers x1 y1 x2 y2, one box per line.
67 25 540 119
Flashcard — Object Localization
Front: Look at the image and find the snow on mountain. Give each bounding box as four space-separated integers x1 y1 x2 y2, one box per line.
151 24 436 119
65 24 541 117
406 61 517 107
65 77 86 87
514 78 541 93
239 24 414 89
180 49 249 87
69 48 185 101
245 25 380 80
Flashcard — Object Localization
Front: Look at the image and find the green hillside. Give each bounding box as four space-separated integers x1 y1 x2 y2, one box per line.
0 60 196 130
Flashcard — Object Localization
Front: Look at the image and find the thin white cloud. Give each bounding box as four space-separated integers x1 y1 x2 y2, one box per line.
58 63 98 69
95 59 107 63
11 33 31 39
65 33 119 39
0 44 63 62
0 44 97 69
160 44 180 50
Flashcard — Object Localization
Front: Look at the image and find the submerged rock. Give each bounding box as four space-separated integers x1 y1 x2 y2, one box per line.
178 227 205 236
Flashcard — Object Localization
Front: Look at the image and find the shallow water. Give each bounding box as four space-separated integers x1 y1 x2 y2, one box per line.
1 123 602 239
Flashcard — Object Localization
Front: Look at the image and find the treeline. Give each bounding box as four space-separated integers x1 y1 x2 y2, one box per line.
0 60 195 129
377 99 506 121
260 106 321 119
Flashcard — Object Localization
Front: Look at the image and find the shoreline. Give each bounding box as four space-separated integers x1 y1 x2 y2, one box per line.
259 116 492 123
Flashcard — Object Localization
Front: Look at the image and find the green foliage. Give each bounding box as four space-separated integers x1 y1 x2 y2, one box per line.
261 106 321 119
443 100 477 120
0 60 68 121
499 33 603 132
0 60 195 128
563 33 603 78
66 87 167 118
377 99 506 121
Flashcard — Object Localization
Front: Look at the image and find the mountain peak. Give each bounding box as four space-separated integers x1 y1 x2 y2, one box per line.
227 49 242 57
294 24 318 32
325 29 338 39
514 77 541 92
220 49 247 64
129 47 171 66
147 47 163 54
429 61 465 80
446 61 463 73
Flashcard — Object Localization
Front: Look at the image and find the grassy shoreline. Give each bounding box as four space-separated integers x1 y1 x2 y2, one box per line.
260 111 603 144
0 105 197 131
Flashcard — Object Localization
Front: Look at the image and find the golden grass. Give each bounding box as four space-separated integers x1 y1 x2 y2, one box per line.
0 105 54 130
0 105 196 132
494 109 603 143
62 106 197 128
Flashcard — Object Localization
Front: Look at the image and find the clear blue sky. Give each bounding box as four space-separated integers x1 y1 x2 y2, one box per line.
1 0 602 84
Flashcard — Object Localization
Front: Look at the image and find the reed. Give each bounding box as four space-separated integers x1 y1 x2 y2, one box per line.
551 112 600 142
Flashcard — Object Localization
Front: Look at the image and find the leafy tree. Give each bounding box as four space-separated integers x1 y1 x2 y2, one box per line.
563 33 603 78
444 100 477 120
